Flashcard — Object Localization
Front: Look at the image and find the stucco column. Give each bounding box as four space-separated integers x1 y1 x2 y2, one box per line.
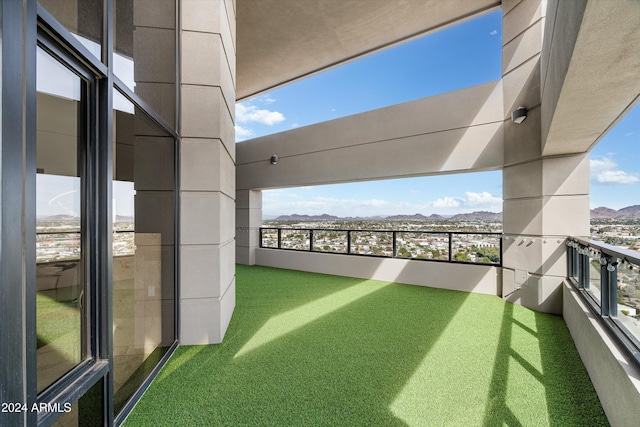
501 0 590 314
236 189 262 265
179 0 236 344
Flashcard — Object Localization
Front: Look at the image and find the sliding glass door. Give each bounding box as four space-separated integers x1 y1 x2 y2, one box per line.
35 44 90 393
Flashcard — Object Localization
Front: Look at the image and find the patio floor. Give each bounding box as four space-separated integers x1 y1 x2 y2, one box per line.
125 265 608 426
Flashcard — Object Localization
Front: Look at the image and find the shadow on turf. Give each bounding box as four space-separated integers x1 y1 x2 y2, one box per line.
126 264 479 425
481 303 608 426
125 265 607 426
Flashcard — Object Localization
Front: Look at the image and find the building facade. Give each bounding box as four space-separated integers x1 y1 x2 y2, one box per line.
0 0 639 425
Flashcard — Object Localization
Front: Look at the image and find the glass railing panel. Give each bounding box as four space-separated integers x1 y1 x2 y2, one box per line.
451 233 501 265
350 231 393 257
395 232 449 261
588 257 602 305
281 229 310 250
312 230 348 253
614 261 640 344
568 238 640 364
260 228 279 248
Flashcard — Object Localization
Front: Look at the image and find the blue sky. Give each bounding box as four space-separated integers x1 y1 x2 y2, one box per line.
235 10 640 218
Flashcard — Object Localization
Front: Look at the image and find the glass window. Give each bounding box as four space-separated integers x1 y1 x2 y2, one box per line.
112 89 176 415
36 46 88 392
39 0 103 62
114 0 176 129
51 377 104 426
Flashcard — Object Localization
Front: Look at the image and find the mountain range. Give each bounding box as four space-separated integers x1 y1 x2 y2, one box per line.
272 211 503 222
590 205 640 219
272 205 640 222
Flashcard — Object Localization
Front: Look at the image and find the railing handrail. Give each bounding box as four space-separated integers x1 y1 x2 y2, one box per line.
567 236 640 368
569 236 640 266
260 226 501 236
36 229 134 235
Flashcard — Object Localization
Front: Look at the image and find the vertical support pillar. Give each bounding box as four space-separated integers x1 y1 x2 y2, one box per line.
235 189 262 265
501 0 590 313
179 0 236 344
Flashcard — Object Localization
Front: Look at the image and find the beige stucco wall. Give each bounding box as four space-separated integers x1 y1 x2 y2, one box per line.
499 0 591 315
256 249 500 296
179 0 236 345
563 283 640 427
237 81 504 191
541 0 640 156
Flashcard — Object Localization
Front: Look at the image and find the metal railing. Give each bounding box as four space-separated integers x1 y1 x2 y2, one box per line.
259 227 502 266
567 237 640 364
36 230 135 262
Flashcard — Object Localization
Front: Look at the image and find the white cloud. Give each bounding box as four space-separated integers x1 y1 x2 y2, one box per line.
591 156 639 185
262 192 395 217
235 125 254 141
291 123 299 128
259 94 276 104
590 157 617 172
236 103 285 125
465 191 501 207
490 30 498 36
433 196 462 209
596 170 639 185
263 187 503 217
431 192 500 211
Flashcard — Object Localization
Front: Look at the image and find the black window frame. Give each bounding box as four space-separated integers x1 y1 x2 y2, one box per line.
27 2 179 425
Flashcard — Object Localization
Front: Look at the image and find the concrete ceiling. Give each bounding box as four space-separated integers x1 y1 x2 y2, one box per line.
236 0 499 101
542 0 640 156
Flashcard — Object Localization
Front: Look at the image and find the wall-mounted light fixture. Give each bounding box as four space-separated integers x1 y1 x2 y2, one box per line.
270 154 279 165
511 106 528 124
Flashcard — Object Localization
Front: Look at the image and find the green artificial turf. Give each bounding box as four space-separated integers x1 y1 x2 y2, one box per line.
124 265 609 426
36 291 80 349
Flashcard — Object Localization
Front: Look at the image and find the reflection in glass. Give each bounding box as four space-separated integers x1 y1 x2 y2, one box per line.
36 47 86 392
112 89 176 414
38 0 103 62
115 0 176 129
51 377 104 427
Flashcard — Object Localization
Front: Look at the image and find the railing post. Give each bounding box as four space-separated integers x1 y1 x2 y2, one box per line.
392 231 397 258
259 228 263 248
601 255 611 316
277 228 282 249
580 249 590 290
566 242 573 278
347 230 351 254
309 229 314 252
448 232 453 262
607 257 618 317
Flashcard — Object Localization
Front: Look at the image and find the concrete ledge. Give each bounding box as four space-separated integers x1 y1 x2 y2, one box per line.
563 282 640 427
255 248 500 295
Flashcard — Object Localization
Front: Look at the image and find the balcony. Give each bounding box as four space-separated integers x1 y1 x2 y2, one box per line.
125 264 608 425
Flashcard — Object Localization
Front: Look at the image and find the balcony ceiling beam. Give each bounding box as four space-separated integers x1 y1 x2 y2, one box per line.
236 0 500 101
